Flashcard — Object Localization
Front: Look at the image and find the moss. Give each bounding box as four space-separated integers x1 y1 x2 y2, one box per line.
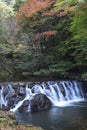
0 110 43 130
7 112 15 120
0 117 7 123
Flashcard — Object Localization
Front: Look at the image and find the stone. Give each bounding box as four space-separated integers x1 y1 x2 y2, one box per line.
2 104 10 111
5 89 16 101
59 84 65 96
0 85 1 89
19 82 25 87
14 96 25 104
18 87 26 96
30 94 52 111
7 97 16 109
18 100 30 112
3 86 9 97
28 82 35 88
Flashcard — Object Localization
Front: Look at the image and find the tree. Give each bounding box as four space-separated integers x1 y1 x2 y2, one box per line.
0 1 14 43
69 1 87 77
0 1 17 75
16 0 56 19
13 0 27 11
70 2 87 42
0 0 15 6
14 0 87 79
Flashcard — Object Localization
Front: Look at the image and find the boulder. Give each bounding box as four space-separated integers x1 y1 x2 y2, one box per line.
7 97 16 109
2 104 10 111
18 87 26 96
30 94 52 111
14 96 25 105
3 86 9 97
5 89 16 101
19 82 26 87
18 100 30 112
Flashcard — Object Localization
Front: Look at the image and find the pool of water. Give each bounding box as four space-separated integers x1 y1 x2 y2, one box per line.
15 100 87 130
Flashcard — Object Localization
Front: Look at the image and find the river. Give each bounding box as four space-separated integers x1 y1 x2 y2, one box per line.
16 100 87 130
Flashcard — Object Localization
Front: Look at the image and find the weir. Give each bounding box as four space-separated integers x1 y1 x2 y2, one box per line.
0 81 84 112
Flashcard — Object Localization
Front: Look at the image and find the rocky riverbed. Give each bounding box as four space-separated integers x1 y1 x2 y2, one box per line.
0 109 43 130
0 82 52 112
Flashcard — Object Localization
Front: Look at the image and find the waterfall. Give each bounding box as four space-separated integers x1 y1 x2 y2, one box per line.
0 86 8 107
0 81 84 112
0 85 15 108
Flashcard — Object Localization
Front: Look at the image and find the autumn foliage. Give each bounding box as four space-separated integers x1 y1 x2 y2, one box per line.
35 31 57 41
41 31 57 36
17 0 56 20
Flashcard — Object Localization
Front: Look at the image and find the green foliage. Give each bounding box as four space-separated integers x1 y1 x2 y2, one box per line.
14 0 87 79
68 0 78 6
0 1 14 18
13 0 27 11
70 3 87 42
0 0 87 80
54 0 85 8
0 0 15 6
81 72 87 80
69 1 87 74
54 0 76 9
0 1 15 43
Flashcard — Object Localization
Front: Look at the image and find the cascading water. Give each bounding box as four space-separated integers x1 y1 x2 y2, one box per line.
0 85 15 108
0 81 84 112
0 86 6 108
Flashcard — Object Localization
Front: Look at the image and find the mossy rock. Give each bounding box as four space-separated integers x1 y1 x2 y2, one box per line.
7 111 15 120
0 117 7 123
0 110 43 130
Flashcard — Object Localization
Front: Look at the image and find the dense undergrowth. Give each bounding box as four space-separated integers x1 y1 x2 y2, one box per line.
0 0 87 81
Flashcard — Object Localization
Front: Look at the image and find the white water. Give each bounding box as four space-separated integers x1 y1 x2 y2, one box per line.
0 86 8 107
0 81 84 112
10 84 35 112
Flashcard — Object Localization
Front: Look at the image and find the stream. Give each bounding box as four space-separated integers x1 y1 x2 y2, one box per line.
16 100 87 130
0 80 87 130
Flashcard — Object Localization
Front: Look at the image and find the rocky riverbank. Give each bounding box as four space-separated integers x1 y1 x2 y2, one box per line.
0 109 43 130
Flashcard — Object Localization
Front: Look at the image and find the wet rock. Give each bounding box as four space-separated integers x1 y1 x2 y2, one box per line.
84 94 87 98
19 82 26 87
30 94 52 111
59 84 65 97
12 82 19 89
43 82 49 89
3 85 15 100
28 82 35 88
18 100 30 112
3 86 9 97
2 104 10 111
30 99 38 111
5 89 15 101
0 85 1 89
18 87 26 96
7 97 16 109
14 96 25 104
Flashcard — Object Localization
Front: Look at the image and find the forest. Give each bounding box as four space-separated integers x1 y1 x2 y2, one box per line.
0 0 87 81
0 1 87 130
